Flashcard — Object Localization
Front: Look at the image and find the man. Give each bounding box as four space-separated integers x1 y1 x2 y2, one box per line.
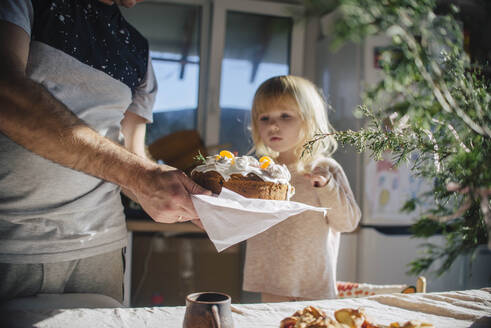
0 0 209 303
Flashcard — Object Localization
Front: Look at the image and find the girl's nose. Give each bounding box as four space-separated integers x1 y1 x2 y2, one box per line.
268 120 280 131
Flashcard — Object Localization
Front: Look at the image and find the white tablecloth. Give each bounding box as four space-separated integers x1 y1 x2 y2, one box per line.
2 288 490 327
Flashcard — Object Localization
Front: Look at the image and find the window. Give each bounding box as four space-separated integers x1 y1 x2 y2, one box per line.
122 0 304 154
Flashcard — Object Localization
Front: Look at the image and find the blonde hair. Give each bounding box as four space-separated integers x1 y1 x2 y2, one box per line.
250 75 337 167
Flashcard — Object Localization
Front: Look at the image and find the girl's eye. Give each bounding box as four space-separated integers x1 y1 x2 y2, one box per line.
280 113 292 119
259 116 269 122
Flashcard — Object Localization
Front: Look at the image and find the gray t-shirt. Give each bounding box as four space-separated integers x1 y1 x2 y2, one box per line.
0 0 156 263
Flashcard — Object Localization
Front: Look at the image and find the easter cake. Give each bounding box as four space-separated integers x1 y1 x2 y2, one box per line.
190 151 294 200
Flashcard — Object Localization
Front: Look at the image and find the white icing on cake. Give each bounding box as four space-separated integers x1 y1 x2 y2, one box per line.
192 155 295 199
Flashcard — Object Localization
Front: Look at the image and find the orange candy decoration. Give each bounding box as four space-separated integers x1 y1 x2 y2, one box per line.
219 150 235 159
259 156 273 169
217 150 235 164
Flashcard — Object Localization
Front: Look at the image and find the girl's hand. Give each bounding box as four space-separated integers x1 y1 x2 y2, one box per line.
304 166 331 188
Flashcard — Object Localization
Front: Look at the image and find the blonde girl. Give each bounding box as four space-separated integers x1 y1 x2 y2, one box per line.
243 75 361 302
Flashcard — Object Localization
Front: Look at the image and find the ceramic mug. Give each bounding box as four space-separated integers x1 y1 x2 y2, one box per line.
183 292 234 328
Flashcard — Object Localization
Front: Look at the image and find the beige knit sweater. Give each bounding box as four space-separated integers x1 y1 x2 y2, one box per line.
243 157 361 299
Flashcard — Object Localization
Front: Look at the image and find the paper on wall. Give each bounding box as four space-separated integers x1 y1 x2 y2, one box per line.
191 188 328 252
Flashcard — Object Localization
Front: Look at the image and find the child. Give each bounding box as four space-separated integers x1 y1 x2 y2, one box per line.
243 75 361 302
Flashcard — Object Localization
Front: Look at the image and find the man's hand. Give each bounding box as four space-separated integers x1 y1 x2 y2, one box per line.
132 164 211 224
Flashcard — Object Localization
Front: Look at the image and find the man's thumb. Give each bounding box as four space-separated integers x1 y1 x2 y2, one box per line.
182 176 212 195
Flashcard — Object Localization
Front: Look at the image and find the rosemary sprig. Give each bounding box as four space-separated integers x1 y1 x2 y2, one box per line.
193 151 206 164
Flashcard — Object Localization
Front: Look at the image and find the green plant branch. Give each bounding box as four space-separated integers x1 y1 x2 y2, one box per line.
388 20 489 138
302 0 490 276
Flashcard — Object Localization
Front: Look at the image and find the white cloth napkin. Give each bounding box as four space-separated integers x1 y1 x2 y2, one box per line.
191 188 328 252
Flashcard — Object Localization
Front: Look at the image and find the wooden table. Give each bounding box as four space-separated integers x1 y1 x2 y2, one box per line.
126 220 203 234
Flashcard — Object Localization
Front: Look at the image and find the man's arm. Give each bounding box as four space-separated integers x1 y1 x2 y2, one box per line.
0 20 209 223
120 110 149 203
121 111 148 159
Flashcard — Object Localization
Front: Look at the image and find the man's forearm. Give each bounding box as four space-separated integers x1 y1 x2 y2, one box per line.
0 74 154 192
0 19 205 225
